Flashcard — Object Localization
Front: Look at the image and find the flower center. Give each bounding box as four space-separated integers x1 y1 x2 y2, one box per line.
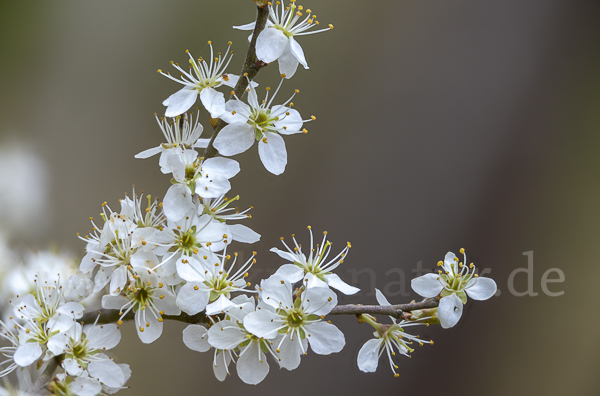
286 308 305 327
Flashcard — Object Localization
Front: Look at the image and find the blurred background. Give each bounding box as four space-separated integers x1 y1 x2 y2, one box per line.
0 0 599 394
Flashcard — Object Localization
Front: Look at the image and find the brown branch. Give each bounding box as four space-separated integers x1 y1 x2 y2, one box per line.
80 309 211 326
203 3 270 159
329 299 439 320
82 299 438 326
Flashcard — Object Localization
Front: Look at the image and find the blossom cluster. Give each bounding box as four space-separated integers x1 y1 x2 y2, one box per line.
0 0 498 393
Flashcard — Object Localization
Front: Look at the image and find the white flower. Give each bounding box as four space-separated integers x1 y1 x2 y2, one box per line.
162 150 240 205
135 112 209 160
119 189 167 230
243 277 344 362
13 275 84 333
101 270 180 344
12 319 70 367
61 323 124 389
234 1 333 78
271 226 359 295
154 212 229 279
199 195 260 244
51 374 103 396
206 295 279 384
175 247 255 316
159 42 240 118
357 289 431 377
214 79 312 174
411 250 497 329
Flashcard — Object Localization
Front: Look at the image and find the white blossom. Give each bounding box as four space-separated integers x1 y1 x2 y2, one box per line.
234 1 333 78
61 323 124 389
135 112 209 161
101 270 180 344
175 247 255 316
159 43 240 118
214 78 313 174
357 290 431 377
0 320 18 377
199 195 260 244
411 250 497 329
271 226 359 295
243 277 344 363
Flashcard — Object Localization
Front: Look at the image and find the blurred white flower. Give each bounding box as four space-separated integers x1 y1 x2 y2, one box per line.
0 139 49 238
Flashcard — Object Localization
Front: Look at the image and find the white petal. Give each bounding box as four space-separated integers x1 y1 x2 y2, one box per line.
233 21 255 30
272 106 303 134
443 252 457 273
14 342 42 367
465 277 497 301
438 294 463 329
88 359 125 388
289 38 308 69
182 325 210 352
176 282 210 315
304 272 328 289
277 43 300 78
306 321 345 355
411 273 444 298
154 292 181 315
255 27 289 63
205 295 236 316
109 265 127 295
221 99 252 124
258 132 287 175
163 184 195 222
193 138 211 149
276 335 306 370
213 351 232 382
200 87 226 118
135 310 163 344
357 338 382 372
176 256 207 282
237 342 269 385
201 157 241 179
63 358 83 377
163 87 198 117
375 288 391 306
71 377 102 396
212 123 255 156
84 323 121 351
134 146 161 159
229 224 260 244
324 273 360 295
101 295 129 310
207 320 246 349
302 286 337 316
243 310 282 339
47 331 70 355
273 264 304 284
260 277 294 310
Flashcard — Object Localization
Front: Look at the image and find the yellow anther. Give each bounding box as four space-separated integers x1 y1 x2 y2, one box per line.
157 69 162 73
118 320 123 325
228 41 232 45
158 318 163 322
194 286 199 290
310 115 316 121
207 40 212 44
329 24 334 29
460 248 465 254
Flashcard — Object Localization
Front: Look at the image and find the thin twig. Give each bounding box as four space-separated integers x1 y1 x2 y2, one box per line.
203 4 270 159
82 299 438 326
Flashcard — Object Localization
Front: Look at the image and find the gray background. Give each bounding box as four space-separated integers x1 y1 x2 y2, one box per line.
1 0 599 395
